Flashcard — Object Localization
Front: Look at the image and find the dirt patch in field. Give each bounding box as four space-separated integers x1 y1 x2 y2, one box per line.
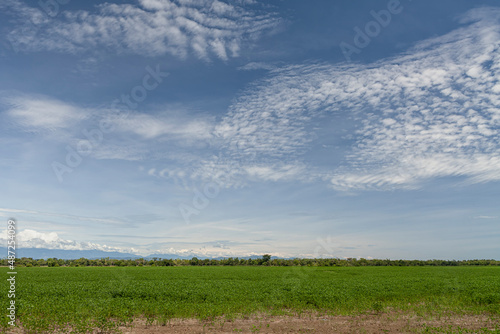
119 312 500 334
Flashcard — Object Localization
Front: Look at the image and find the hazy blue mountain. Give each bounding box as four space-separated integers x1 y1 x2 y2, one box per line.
1 248 284 260
5 248 141 260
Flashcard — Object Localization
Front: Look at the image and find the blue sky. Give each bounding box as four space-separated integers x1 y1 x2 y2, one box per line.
0 0 499 259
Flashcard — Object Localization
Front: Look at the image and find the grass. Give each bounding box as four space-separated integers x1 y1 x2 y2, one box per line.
1 266 499 333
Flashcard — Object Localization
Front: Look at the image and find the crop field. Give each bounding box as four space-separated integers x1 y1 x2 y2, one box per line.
1 266 500 333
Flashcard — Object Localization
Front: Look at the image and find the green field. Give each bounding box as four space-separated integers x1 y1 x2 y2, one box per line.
2 266 500 333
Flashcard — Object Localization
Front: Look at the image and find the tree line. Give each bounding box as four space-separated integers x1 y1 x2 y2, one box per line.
3 255 499 267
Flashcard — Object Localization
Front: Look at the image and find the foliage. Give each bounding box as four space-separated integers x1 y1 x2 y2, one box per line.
3 256 500 267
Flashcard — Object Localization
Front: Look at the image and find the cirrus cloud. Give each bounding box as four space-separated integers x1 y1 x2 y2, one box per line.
170 7 500 190
5 0 283 60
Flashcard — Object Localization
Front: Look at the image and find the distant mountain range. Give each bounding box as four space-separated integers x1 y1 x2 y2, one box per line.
10 248 141 260
1 248 275 260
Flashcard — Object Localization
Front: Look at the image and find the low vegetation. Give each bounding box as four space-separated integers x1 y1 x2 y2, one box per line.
1 266 499 333
3 256 500 267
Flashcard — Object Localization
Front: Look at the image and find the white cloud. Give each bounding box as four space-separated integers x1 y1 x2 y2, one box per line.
85 109 215 161
0 227 289 258
0 208 125 226
6 0 282 60
185 7 500 190
238 62 278 71
114 112 214 140
90 144 147 161
0 229 139 253
244 164 306 182
6 6 500 193
2 94 85 131
1 93 216 162
326 8 500 190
